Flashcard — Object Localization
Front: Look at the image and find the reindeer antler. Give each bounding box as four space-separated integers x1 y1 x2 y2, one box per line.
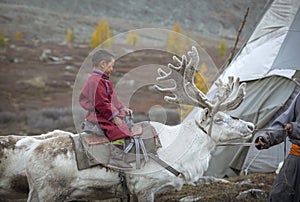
214 76 246 112
155 47 213 110
155 46 246 113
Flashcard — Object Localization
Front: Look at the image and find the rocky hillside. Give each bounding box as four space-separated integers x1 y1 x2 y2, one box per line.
0 0 270 43
0 0 272 136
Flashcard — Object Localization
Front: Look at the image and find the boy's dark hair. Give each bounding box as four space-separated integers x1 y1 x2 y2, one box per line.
92 50 114 67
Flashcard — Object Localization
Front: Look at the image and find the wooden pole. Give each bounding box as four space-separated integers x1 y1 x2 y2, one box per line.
219 7 249 74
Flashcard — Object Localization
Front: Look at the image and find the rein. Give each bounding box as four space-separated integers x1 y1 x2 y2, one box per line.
216 128 285 147
195 121 286 147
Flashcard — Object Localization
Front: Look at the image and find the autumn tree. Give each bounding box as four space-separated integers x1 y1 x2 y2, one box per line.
219 38 227 58
179 63 209 120
65 28 75 43
0 28 9 52
127 31 139 46
15 31 24 40
166 22 184 53
89 19 113 48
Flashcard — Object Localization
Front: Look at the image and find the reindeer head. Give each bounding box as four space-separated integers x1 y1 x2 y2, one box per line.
155 46 254 143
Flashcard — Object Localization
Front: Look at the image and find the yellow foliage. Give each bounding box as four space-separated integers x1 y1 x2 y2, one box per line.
89 19 113 48
127 31 139 46
178 65 208 120
0 28 9 48
166 22 184 54
219 38 227 58
197 36 203 46
200 63 208 73
15 31 23 40
179 104 194 120
194 71 208 93
173 22 182 33
65 28 74 43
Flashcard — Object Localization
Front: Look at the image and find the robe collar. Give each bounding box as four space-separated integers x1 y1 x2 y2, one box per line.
92 69 109 79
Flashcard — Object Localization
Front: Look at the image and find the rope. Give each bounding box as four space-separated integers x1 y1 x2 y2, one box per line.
244 150 261 175
254 128 285 133
243 127 286 175
283 131 287 163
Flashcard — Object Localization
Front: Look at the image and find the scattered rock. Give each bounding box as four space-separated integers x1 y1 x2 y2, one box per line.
63 56 73 61
39 49 52 62
39 49 64 63
236 188 267 200
9 44 27 51
239 179 252 186
17 76 45 88
49 56 63 62
9 58 24 63
65 65 76 71
195 176 230 185
179 195 202 202
73 44 88 48
9 44 16 49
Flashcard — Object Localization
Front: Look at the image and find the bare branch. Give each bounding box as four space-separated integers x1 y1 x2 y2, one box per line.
219 7 249 74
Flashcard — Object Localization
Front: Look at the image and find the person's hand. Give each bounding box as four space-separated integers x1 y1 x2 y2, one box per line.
112 117 123 126
285 123 293 133
124 108 133 116
257 136 267 147
255 136 269 150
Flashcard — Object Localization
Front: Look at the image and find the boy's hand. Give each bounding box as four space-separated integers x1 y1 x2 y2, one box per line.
124 108 133 116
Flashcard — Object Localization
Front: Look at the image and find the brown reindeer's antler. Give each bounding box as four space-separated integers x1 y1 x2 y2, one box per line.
155 46 246 113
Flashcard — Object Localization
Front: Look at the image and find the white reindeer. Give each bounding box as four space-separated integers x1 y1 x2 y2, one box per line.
0 130 73 200
17 47 254 202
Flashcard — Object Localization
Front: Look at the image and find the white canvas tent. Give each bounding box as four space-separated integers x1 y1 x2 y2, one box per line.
185 0 300 177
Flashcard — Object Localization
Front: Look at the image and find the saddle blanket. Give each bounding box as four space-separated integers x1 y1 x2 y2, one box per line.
70 121 160 170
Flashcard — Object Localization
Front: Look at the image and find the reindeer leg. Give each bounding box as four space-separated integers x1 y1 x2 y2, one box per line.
136 191 154 202
26 169 39 202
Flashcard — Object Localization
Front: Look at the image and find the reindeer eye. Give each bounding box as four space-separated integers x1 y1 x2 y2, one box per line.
230 116 239 120
214 118 223 124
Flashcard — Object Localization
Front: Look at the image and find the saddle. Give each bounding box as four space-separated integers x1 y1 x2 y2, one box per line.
71 121 161 170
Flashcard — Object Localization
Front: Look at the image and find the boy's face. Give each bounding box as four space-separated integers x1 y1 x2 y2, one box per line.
98 57 115 76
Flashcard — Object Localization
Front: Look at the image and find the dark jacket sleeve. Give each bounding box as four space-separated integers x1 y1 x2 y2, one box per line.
290 122 300 140
255 124 285 150
256 93 300 150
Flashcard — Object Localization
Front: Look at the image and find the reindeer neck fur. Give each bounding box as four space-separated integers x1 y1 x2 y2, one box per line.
148 118 216 184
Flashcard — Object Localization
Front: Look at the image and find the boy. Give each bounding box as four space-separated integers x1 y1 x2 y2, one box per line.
79 50 133 169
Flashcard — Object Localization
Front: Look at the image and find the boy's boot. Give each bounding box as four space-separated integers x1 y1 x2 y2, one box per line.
107 144 132 170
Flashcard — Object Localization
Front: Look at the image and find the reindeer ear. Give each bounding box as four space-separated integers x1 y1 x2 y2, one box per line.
200 108 210 123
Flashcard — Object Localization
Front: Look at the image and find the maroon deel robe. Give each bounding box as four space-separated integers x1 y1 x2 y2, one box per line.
79 69 131 141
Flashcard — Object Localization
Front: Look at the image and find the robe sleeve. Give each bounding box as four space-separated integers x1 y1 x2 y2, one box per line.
79 78 95 111
111 89 126 111
94 80 120 121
